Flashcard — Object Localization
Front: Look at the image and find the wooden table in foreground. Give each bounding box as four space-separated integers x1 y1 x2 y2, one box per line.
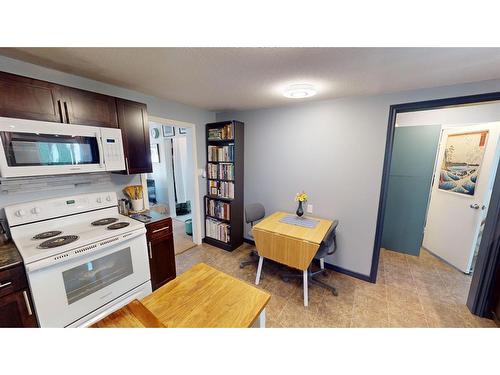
92 263 271 328
143 263 270 328
252 211 334 307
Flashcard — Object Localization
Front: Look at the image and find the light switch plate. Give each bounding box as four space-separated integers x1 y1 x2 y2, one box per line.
307 204 313 213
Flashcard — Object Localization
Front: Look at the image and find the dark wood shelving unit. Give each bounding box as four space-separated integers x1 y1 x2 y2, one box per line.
204 120 244 251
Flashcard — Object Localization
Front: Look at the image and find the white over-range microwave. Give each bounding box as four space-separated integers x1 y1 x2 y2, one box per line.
0 117 125 177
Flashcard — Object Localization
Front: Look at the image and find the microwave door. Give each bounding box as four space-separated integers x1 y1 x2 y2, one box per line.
0 118 106 177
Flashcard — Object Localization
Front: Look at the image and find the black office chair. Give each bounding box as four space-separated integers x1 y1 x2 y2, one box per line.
281 220 339 296
239 203 266 268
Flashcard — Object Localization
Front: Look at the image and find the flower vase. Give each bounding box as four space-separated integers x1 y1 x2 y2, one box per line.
296 201 304 217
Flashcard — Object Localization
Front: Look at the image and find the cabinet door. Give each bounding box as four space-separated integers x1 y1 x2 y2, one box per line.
62 87 118 127
116 98 152 174
0 71 64 123
148 233 176 291
0 290 38 327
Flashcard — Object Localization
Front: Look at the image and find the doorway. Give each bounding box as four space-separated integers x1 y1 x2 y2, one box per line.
380 114 500 313
145 116 202 254
373 97 500 319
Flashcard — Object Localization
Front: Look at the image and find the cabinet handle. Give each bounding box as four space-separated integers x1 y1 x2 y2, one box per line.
152 226 170 234
57 100 64 123
125 157 130 174
22 291 33 316
0 281 12 289
63 101 70 123
148 241 153 259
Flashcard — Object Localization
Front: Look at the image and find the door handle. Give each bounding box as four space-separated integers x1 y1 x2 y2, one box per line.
470 204 480 209
148 241 153 259
152 226 170 234
57 100 64 123
63 101 70 123
23 291 33 316
0 281 12 289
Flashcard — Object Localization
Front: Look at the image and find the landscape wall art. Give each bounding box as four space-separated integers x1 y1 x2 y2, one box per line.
438 130 488 196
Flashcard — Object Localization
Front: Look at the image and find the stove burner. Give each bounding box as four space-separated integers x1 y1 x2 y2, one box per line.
32 231 62 240
91 218 118 226
38 235 79 249
107 222 130 230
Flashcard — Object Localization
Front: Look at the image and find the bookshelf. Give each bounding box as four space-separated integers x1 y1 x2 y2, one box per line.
204 120 244 251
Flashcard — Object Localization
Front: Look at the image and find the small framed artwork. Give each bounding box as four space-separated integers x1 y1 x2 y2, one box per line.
150 144 160 163
162 125 175 137
178 127 187 135
150 127 160 139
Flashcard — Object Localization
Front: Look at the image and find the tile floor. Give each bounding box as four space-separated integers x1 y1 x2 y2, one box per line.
175 243 497 328
172 219 196 255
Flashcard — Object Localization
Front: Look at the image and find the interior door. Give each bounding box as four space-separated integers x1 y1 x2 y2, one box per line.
423 123 500 273
381 125 441 255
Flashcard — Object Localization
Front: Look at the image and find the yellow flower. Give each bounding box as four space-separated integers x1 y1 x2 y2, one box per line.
295 191 308 202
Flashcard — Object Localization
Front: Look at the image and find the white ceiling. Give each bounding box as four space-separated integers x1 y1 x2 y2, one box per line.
2 48 500 112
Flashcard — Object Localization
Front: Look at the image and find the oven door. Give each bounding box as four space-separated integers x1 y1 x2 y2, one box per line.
0 117 105 177
26 232 151 327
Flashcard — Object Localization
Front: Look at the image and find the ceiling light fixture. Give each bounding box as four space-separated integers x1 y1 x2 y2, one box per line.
283 84 317 99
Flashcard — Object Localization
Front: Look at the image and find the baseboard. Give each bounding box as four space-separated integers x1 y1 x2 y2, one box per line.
243 237 255 245
244 237 371 283
320 261 373 283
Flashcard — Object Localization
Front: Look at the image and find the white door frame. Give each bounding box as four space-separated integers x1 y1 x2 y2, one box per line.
142 115 202 245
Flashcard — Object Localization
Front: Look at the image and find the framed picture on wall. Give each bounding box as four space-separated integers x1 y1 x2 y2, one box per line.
162 125 175 137
150 144 160 163
179 127 187 135
438 130 488 196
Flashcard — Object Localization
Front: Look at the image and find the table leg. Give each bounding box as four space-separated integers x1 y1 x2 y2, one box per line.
255 256 264 285
303 270 308 307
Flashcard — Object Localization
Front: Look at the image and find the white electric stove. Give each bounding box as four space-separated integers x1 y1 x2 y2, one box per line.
5 192 152 327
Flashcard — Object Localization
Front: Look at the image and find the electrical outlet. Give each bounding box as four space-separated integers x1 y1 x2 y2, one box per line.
307 204 313 213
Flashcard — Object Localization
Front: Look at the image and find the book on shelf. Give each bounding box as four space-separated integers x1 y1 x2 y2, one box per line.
207 144 234 162
205 197 231 220
208 180 234 199
208 123 234 141
207 162 234 180
205 217 231 243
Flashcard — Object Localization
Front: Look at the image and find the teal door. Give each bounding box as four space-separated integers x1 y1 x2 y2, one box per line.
381 125 442 256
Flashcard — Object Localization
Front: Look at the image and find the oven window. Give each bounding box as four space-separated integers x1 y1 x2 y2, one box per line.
62 247 134 305
0 132 100 167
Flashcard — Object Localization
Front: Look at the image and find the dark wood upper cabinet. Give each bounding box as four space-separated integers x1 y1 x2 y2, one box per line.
0 71 64 123
61 87 118 127
116 98 152 174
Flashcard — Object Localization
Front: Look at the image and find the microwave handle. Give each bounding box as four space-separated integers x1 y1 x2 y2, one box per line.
96 132 105 168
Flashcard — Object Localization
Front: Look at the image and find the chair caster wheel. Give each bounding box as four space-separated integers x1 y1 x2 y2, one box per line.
332 290 338 296
282 277 289 283
239 264 244 269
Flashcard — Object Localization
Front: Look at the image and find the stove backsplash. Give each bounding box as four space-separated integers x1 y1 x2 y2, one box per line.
0 173 140 236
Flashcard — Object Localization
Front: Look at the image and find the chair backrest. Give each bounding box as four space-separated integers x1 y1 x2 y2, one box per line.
317 220 339 257
245 203 265 225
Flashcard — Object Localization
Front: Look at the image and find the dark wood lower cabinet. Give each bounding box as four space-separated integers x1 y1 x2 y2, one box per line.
0 264 38 328
146 218 176 291
0 289 37 327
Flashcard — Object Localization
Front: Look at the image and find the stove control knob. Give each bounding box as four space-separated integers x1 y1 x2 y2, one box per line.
96 197 102 203
31 207 41 214
15 209 26 217
106 195 112 202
